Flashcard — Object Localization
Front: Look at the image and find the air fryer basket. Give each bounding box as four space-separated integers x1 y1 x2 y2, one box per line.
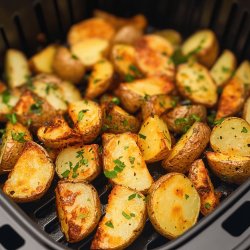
0 0 250 249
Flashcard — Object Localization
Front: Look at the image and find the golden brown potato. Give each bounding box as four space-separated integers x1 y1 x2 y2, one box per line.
56 181 101 243
188 159 219 216
147 173 200 239
68 100 102 143
91 185 146 250
235 60 250 87
210 117 250 157
102 133 153 193
210 50 236 87
161 105 207 133
0 122 32 174
181 29 219 68
154 29 182 48
56 144 101 182
102 103 140 134
29 45 57 73
115 76 174 113
216 77 245 119
99 94 120 105
243 97 250 124
138 115 171 163
85 59 114 99
162 122 211 173
5 49 31 88
67 17 115 45
206 151 250 185
52 46 85 84
60 81 82 104
3 141 54 202
37 115 82 149
176 62 217 107
135 35 175 80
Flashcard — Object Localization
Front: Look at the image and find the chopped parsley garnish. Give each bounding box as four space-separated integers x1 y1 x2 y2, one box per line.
205 202 211 210
105 221 114 228
214 118 225 126
111 97 120 105
78 109 89 121
122 119 128 126
185 86 192 93
129 156 135 164
6 113 17 124
185 194 189 200
30 100 43 114
190 114 201 122
104 170 117 179
11 132 26 143
124 145 129 150
93 79 101 84
104 158 126 179
222 66 230 73
122 211 134 220
61 169 70 178
124 74 135 82
175 117 189 125
45 83 58 94
139 133 146 139
71 54 78 60
2 90 11 106
129 64 142 77
144 94 150 101
128 193 136 200
78 213 88 219
241 127 248 133
0 129 5 138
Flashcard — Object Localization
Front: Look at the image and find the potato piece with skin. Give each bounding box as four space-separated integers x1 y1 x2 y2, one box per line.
0 122 32 174
85 59 114 99
52 46 85 84
235 60 250 87
176 62 218 107
243 97 250 124
188 159 219 216
37 116 82 149
102 133 153 193
115 76 174 113
147 173 200 239
181 29 219 68
3 141 54 202
154 29 182 48
91 185 146 250
102 103 140 134
210 50 236 87
206 151 250 185
210 117 250 157
216 77 245 119
60 81 82 104
56 181 101 243
5 49 31 88
71 38 109 68
162 122 211 173
68 100 102 143
161 105 207 134
138 115 171 163
67 18 115 45
29 45 57 73
100 94 120 106
135 35 175 80
56 144 101 182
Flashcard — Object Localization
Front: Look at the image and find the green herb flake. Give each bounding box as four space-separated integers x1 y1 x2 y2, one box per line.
124 74 135 82
11 132 26 143
78 109 89 122
185 86 192 93
6 113 17 124
190 114 201 122
71 54 78 60
122 211 132 220
129 156 135 164
222 66 230 73
0 129 6 138
2 90 11 105
105 221 114 228
29 100 43 115
214 118 225 126
61 169 70 178
45 83 57 94
128 193 136 200
93 79 101 84
124 145 129 150
205 202 211 210
78 213 88 219
185 194 189 200
122 119 128 127
174 117 189 125
139 133 146 139
144 94 150 101
241 127 248 133
111 97 120 105
104 170 117 179
129 64 142 77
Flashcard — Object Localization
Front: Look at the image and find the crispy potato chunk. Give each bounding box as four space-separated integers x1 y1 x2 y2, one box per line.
85 59 114 99
176 62 217 107
147 173 200 239
60 81 82 104
243 97 250 124
102 133 153 193
154 29 182 48
210 117 250 157
0 122 32 173
235 60 250 87
138 115 171 163
56 144 101 182
56 181 101 243
188 159 219 216
162 122 211 173
68 100 102 143
91 185 146 250
3 141 54 202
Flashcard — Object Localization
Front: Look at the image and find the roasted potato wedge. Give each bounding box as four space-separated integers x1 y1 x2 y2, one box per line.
154 29 182 48
210 50 236 87
243 97 250 124
206 151 250 185
235 60 250 86
210 117 250 157
52 46 85 84
68 100 102 143
176 62 217 107
29 45 57 73
67 18 115 45
85 59 114 99
216 77 245 119
147 173 200 239
71 38 109 68
60 81 82 104
161 105 207 133
162 122 211 173
0 122 32 173
102 133 153 193
37 115 82 149
3 141 54 202
138 115 171 163
181 29 219 68
188 159 219 216
5 49 31 88
56 181 101 243
91 185 146 250
115 76 174 113
135 35 175 80
56 144 101 182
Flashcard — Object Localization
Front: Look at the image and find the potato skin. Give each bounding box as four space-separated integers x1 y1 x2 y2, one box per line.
206 151 250 185
188 159 219 216
162 122 211 173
